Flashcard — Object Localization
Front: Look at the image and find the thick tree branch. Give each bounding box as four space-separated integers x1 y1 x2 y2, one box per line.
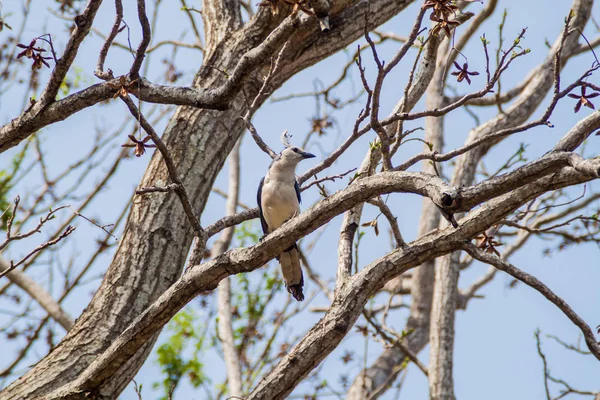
38 155 600 399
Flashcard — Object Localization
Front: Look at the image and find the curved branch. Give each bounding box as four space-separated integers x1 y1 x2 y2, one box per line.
38 0 104 106
462 243 600 360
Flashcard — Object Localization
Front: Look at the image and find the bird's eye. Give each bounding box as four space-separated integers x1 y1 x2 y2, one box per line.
291 147 299 153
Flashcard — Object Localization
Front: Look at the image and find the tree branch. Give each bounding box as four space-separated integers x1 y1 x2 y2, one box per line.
95 0 124 80
0 257 74 331
462 243 600 361
216 138 244 397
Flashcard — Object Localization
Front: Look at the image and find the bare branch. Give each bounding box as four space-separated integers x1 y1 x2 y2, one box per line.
242 41 290 159
0 225 76 279
216 139 243 397
367 197 405 248
95 0 124 80
363 312 429 377
300 168 357 192
120 95 205 240
463 243 600 361
0 199 69 252
129 0 152 78
37 0 104 106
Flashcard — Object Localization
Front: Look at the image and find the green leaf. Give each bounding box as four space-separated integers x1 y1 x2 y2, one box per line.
154 308 209 399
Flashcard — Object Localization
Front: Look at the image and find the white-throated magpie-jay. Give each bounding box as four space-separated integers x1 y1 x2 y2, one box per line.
257 146 315 301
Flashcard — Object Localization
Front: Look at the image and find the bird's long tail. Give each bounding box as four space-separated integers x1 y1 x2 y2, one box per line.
279 243 304 301
317 17 330 32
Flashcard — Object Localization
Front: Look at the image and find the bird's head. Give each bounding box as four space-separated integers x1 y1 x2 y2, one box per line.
276 146 316 167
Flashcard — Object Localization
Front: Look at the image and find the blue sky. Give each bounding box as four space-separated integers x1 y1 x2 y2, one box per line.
0 0 599 399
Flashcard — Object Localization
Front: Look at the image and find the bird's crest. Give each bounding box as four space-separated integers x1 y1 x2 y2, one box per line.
281 130 293 148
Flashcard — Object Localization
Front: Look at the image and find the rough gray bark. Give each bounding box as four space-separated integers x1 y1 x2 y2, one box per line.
428 251 459 400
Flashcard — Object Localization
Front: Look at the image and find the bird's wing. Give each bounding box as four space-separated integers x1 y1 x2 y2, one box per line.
294 179 302 204
257 177 269 234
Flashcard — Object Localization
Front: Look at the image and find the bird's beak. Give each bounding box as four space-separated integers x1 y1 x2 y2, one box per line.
301 151 316 159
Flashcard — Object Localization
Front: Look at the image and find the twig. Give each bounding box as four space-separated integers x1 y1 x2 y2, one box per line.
95 0 124 80
129 0 152 78
241 41 290 159
0 199 69 252
68 206 117 240
368 197 405 248
362 311 429 377
180 0 203 46
119 95 204 240
0 225 76 279
547 334 591 355
242 118 277 159
535 329 552 400
301 168 357 191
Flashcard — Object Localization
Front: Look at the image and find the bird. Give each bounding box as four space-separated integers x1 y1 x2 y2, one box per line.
257 145 315 301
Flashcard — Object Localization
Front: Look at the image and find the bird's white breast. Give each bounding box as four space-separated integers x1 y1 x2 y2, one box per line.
261 178 300 232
